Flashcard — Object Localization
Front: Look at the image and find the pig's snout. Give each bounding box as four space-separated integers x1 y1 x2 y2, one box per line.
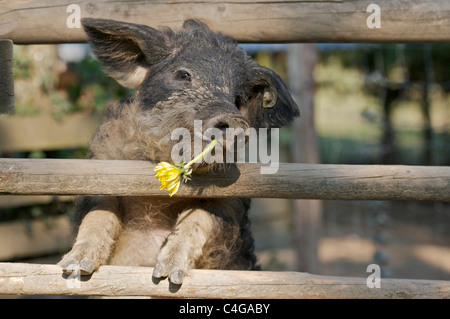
206 115 250 133
204 114 251 152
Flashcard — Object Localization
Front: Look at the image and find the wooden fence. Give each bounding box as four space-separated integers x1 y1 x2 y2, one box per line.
0 0 449 298
0 40 13 114
1 262 449 298
2 0 450 44
0 159 449 202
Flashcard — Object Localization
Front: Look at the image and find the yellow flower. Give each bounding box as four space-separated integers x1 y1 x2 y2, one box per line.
154 139 218 197
154 162 184 197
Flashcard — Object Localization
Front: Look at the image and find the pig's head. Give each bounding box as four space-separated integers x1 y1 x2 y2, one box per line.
82 18 299 166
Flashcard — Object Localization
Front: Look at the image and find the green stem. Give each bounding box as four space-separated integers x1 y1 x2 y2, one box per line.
186 139 218 168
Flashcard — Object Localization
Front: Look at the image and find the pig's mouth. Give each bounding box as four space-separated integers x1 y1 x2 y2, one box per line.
154 125 250 175
191 132 249 174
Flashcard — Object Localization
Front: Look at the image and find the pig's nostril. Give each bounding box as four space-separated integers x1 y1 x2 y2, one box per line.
214 121 229 131
207 115 249 134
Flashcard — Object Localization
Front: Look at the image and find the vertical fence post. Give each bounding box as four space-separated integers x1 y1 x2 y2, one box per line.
0 39 14 114
288 43 323 273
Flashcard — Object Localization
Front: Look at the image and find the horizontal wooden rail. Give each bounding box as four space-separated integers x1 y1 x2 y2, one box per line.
0 215 72 261
0 262 448 298
0 158 449 201
0 112 102 151
2 0 450 44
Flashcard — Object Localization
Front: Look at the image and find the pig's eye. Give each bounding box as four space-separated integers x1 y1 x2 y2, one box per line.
175 70 192 82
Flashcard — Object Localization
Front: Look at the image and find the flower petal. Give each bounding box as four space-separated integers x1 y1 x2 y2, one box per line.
154 161 183 196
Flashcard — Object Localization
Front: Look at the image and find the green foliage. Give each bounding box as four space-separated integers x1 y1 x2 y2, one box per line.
13 46 31 79
316 45 450 165
69 57 135 112
46 57 135 119
321 44 450 83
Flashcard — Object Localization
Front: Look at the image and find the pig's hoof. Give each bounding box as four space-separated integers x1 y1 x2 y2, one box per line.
59 257 95 276
153 260 186 285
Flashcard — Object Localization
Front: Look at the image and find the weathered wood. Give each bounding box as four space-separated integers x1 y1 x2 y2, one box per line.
0 112 102 152
0 195 72 209
0 39 14 114
0 159 449 201
0 262 448 298
2 0 450 44
288 44 323 273
0 215 72 261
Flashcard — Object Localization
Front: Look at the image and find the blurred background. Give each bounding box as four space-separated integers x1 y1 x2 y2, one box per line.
0 42 449 282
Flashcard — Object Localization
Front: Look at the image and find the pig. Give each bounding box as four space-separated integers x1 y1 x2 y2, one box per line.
59 18 299 285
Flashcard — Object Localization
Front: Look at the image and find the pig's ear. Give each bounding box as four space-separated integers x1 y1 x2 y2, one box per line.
244 65 300 128
81 18 173 88
182 19 211 33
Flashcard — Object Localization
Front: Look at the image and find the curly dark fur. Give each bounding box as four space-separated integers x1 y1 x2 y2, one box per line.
59 18 297 284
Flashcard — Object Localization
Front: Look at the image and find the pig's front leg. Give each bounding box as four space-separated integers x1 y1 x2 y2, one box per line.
152 208 214 284
59 209 122 275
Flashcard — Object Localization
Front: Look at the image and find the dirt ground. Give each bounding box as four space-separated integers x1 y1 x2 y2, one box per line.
0 198 447 300
2 198 448 289
251 199 450 281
